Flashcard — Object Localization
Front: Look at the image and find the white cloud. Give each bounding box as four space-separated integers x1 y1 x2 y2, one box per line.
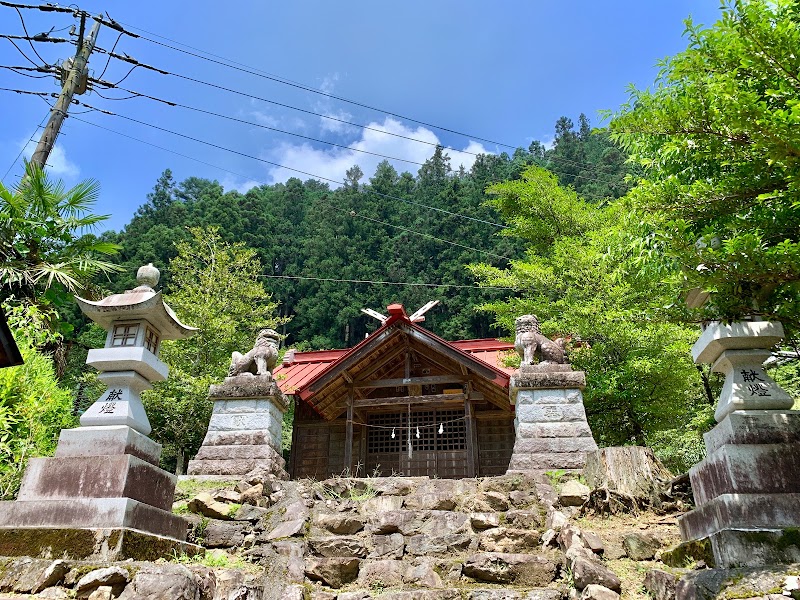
21 140 79 178
219 174 261 194
264 117 492 186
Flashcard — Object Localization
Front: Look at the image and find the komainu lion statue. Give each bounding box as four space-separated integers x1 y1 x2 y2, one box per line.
228 329 280 378
514 314 567 365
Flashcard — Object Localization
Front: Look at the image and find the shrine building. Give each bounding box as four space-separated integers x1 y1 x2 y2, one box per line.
274 303 517 480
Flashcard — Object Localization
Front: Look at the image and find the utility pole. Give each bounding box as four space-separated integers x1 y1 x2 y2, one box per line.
30 13 100 169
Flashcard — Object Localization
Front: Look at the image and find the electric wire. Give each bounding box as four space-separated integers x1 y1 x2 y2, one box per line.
95 29 122 80
258 275 514 291
3 35 40 66
1 113 46 182
0 2 76 15
12 5 47 64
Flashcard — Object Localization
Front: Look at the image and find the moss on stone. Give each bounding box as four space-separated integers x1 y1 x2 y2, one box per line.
661 537 715 568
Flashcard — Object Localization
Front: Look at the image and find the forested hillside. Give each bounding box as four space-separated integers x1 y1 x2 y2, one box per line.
104 115 629 349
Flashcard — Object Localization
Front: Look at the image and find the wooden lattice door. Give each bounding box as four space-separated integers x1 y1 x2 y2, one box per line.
366 408 468 478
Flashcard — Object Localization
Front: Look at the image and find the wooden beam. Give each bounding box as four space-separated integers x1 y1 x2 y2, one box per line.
344 393 353 474
465 399 477 478
404 325 502 381
354 375 467 389
353 393 467 408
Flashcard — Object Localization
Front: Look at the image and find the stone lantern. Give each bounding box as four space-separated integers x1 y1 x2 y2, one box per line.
0 264 201 561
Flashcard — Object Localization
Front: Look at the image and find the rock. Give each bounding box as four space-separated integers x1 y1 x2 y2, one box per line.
406 533 472 556
283 499 311 521
357 559 405 587
236 480 252 493
524 591 563 600
370 510 428 535
263 518 305 540
368 533 405 559
479 527 540 553
558 525 585 552
309 536 368 558
559 480 590 506
373 591 461 600
315 512 365 534
36 588 70 599
644 569 678 600
463 552 560 586
581 531 605 555
404 562 443 588
541 529 558 549
404 492 456 511
233 504 269 522
214 489 242 503
240 483 263 505
75 567 129 596
509 489 537 507
310 592 338 600
571 557 621 592
603 542 626 560
117 564 200 600
273 540 306 584
420 510 469 535
204 520 247 548
337 593 371 600
0 558 48 593
31 559 69 594
660 539 715 568
580 584 620 600
535 482 559 507
545 507 569 530
186 565 216 600
188 492 235 520
305 557 360 588
506 509 544 529
470 513 500 530
87 586 114 600
622 532 661 561
281 584 305 600
361 495 404 514
371 479 417 496
481 491 510 511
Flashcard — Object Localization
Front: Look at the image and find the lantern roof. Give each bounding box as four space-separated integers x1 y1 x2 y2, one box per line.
76 263 198 341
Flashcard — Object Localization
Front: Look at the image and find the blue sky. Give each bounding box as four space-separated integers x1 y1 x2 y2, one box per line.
1 1 721 232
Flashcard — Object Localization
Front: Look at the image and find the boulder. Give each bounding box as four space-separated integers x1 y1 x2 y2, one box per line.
580 584 620 600
660 539 715 568
0 558 50 593
357 559 405 587
643 569 678 600
233 504 270 522
470 513 500 530
404 562 443 588
420 510 469 535
213 489 242 504
406 533 472 556
75 567 129 596
203 520 247 548
264 518 305 540
373 591 460 600
479 528 540 553
622 532 661 561
361 495 404 514
273 540 306 584
571 557 621 592
581 531 605 555
37 588 70 599
370 479 417 496
305 557 360 588
117 565 199 600
404 492 456 511
281 584 305 600
558 525 585 552
506 509 544 529
559 480 590 506
481 491 511 511
509 489 538 507
463 552 560 586
315 512 365 534
186 565 216 600
368 533 405 559
370 510 428 535
32 560 69 594
87 587 114 600
283 499 311 521
309 536 368 558
188 492 235 520
240 483 263 505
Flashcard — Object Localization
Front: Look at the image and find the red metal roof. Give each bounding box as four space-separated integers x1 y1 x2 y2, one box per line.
274 331 516 395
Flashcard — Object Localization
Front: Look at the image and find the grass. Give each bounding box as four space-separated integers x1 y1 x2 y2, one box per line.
174 477 236 501
171 549 259 571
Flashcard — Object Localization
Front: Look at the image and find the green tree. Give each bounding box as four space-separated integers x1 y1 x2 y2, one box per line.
143 227 288 473
0 301 76 498
0 162 120 313
609 0 800 331
470 166 716 472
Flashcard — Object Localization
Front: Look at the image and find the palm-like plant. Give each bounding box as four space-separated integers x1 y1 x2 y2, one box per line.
0 161 121 301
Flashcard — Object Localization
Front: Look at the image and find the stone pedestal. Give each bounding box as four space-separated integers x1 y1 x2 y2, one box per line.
187 375 289 479
0 425 200 560
507 365 598 472
679 321 800 567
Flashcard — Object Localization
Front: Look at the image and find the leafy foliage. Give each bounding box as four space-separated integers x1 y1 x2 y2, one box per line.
0 302 76 498
470 166 717 472
143 227 288 473
0 162 120 324
609 0 800 331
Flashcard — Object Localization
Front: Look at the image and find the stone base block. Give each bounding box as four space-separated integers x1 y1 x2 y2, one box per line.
678 493 800 541
515 403 590 423
209 375 286 405
0 497 189 540
186 456 287 479
704 410 800 453
0 527 202 561
512 437 598 454
17 455 176 511
54 425 162 466
690 443 800 505
696 529 800 568
200 429 280 449
507 451 591 471
516 422 594 438
193 443 284 461
511 370 585 397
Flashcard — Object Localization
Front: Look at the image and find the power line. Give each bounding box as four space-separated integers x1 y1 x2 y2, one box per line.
65 114 512 260
11 4 48 64
258 274 514 290
70 99 509 229
2 113 46 182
